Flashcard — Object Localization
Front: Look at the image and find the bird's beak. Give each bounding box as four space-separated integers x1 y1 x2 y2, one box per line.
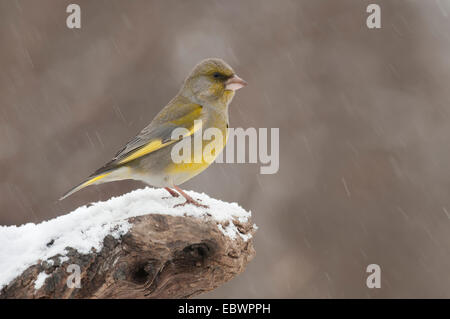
225 74 248 91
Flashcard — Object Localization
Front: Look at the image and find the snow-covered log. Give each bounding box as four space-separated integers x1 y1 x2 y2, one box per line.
0 188 256 299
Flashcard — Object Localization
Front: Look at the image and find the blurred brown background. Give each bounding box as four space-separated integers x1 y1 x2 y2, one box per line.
1 0 450 298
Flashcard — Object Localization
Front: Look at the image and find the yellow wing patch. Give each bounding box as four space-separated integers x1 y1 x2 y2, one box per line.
118 139 164 165
118 110 203 165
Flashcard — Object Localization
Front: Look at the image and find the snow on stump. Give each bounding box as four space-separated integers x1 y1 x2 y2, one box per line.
0 188 256 299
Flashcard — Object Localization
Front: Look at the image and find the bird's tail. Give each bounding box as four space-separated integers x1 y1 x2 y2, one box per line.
59 172 112 200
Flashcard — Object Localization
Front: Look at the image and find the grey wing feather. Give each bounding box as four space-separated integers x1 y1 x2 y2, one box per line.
91 101 202 176
91 122 178 176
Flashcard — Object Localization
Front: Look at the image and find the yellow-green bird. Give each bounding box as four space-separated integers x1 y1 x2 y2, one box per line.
60 58 247 207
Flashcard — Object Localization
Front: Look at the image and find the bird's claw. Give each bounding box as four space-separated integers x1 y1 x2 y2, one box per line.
174 199 209 209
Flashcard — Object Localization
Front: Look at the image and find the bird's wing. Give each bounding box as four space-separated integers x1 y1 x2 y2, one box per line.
91 102 203 175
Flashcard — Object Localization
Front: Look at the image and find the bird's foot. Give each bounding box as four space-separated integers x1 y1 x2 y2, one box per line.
171 185 208 208
174 198 209 209
164 187 180 198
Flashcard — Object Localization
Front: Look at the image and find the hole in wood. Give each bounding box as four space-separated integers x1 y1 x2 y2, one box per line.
131 263 150 284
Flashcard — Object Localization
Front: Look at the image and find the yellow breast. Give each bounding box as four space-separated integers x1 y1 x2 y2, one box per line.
165 117 228 181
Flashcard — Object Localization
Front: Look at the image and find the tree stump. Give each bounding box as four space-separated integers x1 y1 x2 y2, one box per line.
0 213 256 299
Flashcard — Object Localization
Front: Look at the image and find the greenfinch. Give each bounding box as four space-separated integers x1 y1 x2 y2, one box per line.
60 58 247 208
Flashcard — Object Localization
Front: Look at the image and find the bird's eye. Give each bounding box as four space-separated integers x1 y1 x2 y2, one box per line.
213 72 222 79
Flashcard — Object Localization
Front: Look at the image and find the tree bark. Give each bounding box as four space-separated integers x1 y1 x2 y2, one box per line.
0 213 256 299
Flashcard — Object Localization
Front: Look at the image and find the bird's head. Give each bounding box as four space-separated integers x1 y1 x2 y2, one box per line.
181 58 247 106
